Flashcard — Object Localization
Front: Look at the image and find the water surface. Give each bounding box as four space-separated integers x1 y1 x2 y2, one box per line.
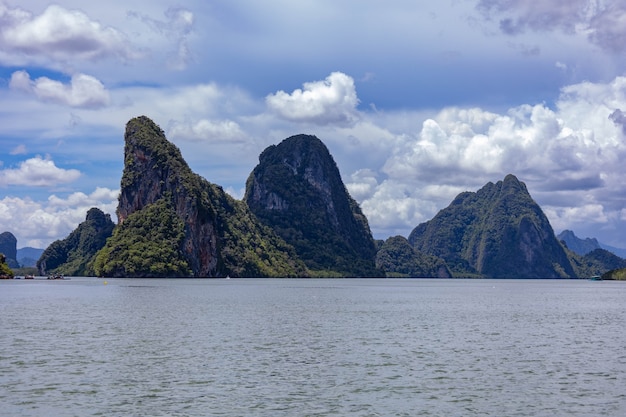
1 278 625 416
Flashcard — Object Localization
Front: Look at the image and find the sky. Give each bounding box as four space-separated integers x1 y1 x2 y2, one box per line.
1 0 625 250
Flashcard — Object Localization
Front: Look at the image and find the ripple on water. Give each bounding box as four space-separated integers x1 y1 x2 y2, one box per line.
1 278 626 416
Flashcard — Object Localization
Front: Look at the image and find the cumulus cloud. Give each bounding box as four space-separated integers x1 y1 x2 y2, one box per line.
0 3 141 64
168 119 246 142
0 156 81 187
0 188 118 248
266 72 360 126
476 0 626 53
345 169 379 202
10 70 110 109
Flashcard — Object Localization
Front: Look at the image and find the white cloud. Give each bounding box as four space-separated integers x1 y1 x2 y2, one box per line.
543 203 608 232
0 188 118 248
266 72 360 126
0 156 81 187
345 169 379 202
358 179 437 238
47 187 119 209
10 70 110 109
0 3 141 65
168 119 246 142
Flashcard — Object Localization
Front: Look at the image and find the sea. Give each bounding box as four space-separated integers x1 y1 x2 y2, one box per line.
1 277 625 417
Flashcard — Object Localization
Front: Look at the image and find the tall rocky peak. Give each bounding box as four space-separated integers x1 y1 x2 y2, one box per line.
117 115 192 223
244 134 380 277
108 116 307 277
0 231 18 268
408 174 576 278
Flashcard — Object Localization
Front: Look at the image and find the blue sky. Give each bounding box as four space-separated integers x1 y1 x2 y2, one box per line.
1 0 625 250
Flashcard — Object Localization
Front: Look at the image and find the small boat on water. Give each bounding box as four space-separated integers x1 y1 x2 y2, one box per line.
589 275 602 281
47 274 67 280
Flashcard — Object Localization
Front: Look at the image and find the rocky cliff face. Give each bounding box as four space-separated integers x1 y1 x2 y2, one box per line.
106 116 307 277
409 174 576 278
0 232 18 268
116 117 219 276
245 134 380 277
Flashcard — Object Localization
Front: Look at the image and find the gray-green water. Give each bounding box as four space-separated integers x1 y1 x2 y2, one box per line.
1 278 625 416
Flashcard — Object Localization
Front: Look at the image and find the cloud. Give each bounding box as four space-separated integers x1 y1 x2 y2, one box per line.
10 70 110 108
0 156 81 187
10 144 26 155
0 3 141 64
543 203 609 233
478 0 585 34
345 169 379 202
168 119 246 142
128 6 194 70
587 2 626 53
266 72 360 126
0 187 118 248
476 0 626 53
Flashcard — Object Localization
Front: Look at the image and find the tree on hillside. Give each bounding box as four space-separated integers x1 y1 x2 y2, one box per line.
0 253 15 278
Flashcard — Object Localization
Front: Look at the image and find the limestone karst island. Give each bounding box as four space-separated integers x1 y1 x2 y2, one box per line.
4 116 624 279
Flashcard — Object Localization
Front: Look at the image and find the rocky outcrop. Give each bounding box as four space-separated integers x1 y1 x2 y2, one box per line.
409 174 576 278
376 235 452 278
37 208 115 276
245 134 381 277
0 232 19 268
100 116 307 277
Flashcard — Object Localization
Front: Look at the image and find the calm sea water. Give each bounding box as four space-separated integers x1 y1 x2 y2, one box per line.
1 278 625 416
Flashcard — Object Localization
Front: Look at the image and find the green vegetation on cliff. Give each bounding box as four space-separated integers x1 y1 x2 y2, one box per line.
0 253 14 278
245 134 381 277
568 248 626 278
376 236 451 278
43 117 611 279
37 208 115 276
602 268 626 280
94 199 190 277
409 175 576 278
106 116 308 277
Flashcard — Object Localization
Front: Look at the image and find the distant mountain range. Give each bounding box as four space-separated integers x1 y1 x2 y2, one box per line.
558 230 626 258
17 247 44 267
0 231 44 268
